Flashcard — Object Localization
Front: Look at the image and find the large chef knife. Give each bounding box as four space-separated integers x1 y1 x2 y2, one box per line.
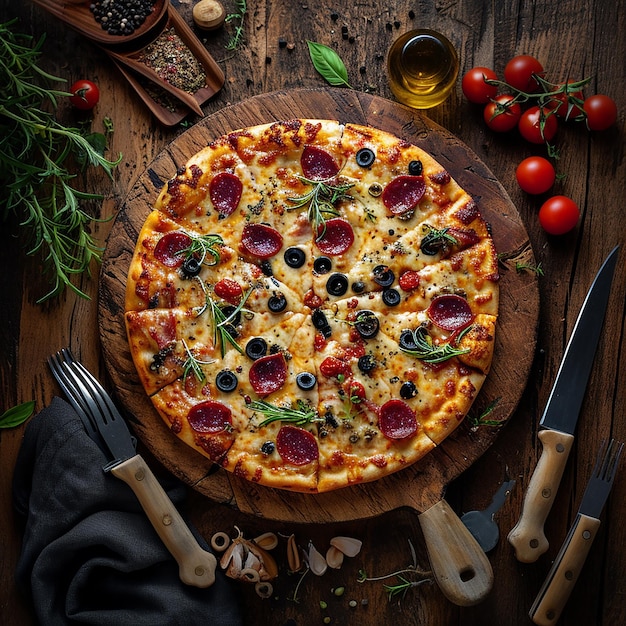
529 439 623 625
508 245 619 563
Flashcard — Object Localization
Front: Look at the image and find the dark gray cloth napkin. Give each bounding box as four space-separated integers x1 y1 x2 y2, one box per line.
12 397 244 626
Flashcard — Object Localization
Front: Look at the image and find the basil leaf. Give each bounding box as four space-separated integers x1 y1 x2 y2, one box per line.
0 401 35 429
307 41 352 88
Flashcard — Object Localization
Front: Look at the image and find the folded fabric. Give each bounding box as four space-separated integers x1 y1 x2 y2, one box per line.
12 397 244 626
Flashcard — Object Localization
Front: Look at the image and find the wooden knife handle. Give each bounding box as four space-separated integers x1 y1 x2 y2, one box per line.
111 454 217 588
418 499 494 606
508 429 575 562
529 514 600 625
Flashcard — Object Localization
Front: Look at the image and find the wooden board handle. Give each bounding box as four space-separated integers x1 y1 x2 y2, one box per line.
418 499 494 606
111 454 217 588
508 429 575 562
529 514 600 625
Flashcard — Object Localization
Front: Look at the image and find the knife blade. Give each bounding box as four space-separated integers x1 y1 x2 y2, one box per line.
508 245 619 563
529 439 623 625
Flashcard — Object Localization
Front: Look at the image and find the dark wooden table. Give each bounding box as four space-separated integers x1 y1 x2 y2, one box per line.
1 1 624 624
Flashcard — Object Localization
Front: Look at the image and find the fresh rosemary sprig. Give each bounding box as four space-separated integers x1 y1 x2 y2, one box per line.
206 287 252 357
225 0 247 51
420 223 458 254
250 399 321 428
468 397 503 429
181 339 216 384
400 326 471 363
0 20 121 302
183 232 223 266
286 176 353 239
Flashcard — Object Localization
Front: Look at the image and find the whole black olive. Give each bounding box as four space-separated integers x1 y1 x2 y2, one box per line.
261 441 275 455
382 288 401 307
246 337 268 360
313 256 332 274
216 370 238 392
312 309 329 329
221 305 241 326
358 354 376 373
373 265 395 287
351 280 366 293
181 256 202 277
400 380 417 399
408 160 423 176
354 310 379 339
296 372 317 390
268 293 288 312
356 147 376 168
326 273 349 296
284 246 306 268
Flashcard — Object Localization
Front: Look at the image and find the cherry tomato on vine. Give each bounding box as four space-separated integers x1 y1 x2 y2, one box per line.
69 79 100 110
583 95 618 131
504 55 544 92
538 195 580 235
462 67 498 104
483 94 522 132
518 106 558 144
516 156 556 194
549 80 584 120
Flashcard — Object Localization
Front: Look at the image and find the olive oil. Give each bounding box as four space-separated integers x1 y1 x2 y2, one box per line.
387 29 459 109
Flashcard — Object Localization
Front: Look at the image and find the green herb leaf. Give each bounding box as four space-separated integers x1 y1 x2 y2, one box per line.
306 41 352 88
0 401 35 429
400 326 471 363
250 399 321 427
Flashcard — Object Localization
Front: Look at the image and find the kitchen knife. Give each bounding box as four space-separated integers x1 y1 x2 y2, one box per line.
529 439 623 625
508 245 619 563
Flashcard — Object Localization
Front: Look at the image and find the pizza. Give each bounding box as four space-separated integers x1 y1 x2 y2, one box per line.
124 119 499 493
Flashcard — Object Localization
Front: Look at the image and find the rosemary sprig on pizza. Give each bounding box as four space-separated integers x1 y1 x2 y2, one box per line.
124 119 499 493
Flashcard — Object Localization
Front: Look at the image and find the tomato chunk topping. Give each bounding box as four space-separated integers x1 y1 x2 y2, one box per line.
315 218 354 255
154 231 192 268
427 294 474 331
241 223 283 259
382 175 426 215
379 399 418 439
276 425 319 465
209 172 243 216
301 145 340 180
214 278 243 304
187 401 232 433
249 353 288 395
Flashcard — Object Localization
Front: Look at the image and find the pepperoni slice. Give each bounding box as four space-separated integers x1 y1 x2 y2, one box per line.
427 294 474 331
301 145 340 180
154 231 192 268
382 175 426 215
249 353 288 395
315 218 354 255
241 223 284 259
276 425 319 465
187 401 232 433
209 172 243 216
379 399 418 440
447 227 480 249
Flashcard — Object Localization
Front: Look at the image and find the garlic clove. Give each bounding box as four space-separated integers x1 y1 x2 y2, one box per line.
287 534 301 572
253 531 278 551
307 541 328 576
330 536 363 558
325 545 344 569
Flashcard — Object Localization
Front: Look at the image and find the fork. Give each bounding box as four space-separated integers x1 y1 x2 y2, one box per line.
48 348 217 588
530 438 623 625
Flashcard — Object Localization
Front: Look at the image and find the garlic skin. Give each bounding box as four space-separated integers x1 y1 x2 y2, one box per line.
253 531 279 551
287 534 302 573
325 545 344 569
307 542 328 576
219 529 278 582
330 536 363 558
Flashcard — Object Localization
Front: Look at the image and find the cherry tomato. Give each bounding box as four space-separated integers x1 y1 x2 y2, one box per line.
462 67 498 104
483 94 522 132
516 156 556 194
504 55 544 92
518 106 558 144
549 80 584 120
583 95 618 131
69 79 100 110
538 195 580 235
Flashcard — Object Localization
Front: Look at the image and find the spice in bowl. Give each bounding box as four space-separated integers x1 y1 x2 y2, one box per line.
90 0 157 36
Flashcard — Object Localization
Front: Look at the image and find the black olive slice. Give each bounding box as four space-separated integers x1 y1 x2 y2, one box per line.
408 160 423 176
373 265 395 287
382 288 401 307
260 260 273 276
313 256 332 274
284 246 306 268
399 329 418 351
400 380 417 399
354 310 379 339
358 354 376 373
245 337 268 360
216 370 238 392
261 441 275 455
181 256 202 277
351 280 366 293
355 147 376 168
268 293 287 312
326 273 349 296
296 372 317 390
221 305 241 326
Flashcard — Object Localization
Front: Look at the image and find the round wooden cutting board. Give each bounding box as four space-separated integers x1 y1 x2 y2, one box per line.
99 88 539 524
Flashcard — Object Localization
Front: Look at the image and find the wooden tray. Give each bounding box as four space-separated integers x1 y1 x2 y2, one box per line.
99 89 539 525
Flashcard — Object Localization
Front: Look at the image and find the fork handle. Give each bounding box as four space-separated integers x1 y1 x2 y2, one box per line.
111 454 217 588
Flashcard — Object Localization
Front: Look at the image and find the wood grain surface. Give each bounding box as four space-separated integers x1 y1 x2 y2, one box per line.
99 88 539 522
2 1 625 625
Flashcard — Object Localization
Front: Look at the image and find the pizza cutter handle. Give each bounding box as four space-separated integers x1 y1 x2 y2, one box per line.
111 454 217 588
418 499 494 606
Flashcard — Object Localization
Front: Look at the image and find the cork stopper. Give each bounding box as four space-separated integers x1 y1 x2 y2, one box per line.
192 0 226 31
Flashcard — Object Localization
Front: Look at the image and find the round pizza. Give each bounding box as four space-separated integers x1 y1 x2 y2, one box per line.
124 119 499 493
